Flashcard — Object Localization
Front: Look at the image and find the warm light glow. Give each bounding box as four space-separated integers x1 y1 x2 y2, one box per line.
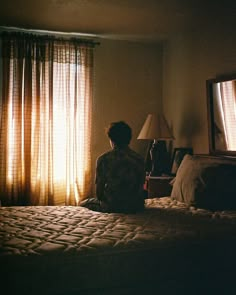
7 59 14 184
137 114 174 140
7 106 14 184
51 63 87 201
3 40 93 205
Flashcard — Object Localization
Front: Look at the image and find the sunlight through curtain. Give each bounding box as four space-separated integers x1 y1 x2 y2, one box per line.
214 80 236 150
0 32 94 205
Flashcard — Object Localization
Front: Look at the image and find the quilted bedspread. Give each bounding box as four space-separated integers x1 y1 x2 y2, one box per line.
1 197 236 295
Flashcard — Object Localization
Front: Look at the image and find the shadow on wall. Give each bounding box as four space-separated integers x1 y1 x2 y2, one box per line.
178 111 202 146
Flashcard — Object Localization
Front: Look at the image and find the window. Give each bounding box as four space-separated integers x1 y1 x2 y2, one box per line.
213 80 236 150
0 32 94 205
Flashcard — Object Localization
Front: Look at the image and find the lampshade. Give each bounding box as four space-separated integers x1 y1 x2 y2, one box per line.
137 114 174 140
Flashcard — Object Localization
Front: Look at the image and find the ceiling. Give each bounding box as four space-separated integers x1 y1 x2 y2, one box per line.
1 0 236 41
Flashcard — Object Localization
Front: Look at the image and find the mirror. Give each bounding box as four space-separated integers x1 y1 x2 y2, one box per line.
206 74 236 156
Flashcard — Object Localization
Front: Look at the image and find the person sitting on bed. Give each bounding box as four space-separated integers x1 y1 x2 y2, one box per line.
80 121 146 213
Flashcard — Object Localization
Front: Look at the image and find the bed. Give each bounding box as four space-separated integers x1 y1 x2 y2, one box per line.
1 155 236 295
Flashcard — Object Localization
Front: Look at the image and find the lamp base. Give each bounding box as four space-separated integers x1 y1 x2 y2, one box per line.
149 140 168 176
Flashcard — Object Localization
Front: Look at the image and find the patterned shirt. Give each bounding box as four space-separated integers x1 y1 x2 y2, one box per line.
95 146 146 213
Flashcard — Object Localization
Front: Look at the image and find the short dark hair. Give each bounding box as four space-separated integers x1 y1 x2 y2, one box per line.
106 121 132 146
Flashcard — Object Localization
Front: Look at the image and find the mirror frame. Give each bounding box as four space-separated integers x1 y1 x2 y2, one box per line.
206 73 236 156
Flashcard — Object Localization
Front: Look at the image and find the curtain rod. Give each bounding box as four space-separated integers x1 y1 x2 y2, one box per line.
0 26 100 45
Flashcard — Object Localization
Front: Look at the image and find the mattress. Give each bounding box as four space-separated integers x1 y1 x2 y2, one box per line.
1 197 236 295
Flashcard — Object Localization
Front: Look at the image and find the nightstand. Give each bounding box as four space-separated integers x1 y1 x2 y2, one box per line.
145 176 174 198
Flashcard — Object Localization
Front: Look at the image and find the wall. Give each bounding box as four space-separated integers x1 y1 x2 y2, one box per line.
92 39 163 179
163 21 236 154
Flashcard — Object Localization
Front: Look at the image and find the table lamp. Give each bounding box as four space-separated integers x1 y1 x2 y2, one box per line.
137 113 174 176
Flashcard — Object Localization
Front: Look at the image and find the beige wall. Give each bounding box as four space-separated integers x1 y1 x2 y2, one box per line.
163 23 236 155
92 39 163 179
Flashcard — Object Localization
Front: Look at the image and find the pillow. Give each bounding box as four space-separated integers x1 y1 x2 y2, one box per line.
171 154 236 210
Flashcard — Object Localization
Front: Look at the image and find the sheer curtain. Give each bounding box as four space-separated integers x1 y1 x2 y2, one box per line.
0 32 94 206
220 81 236 150
214 80 236 150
